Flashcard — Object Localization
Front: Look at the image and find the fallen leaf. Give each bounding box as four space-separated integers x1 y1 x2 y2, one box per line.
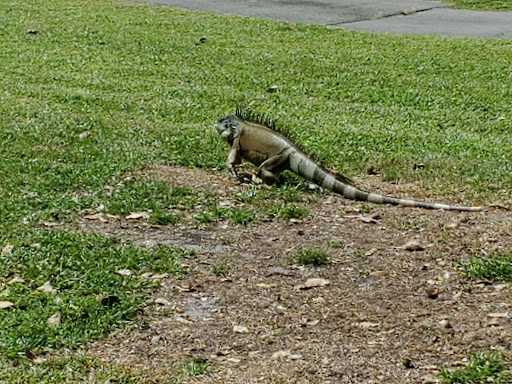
226 357 242 364
233 325 249 333
37 281 56 294
403 240 424 251
299 278 330 290
1 244 13 256
126 211 150 220
176 284 196 292
115 268 132 276
0 301 14 309
445 221 459 229
154 297 171 306
46 312 61 327
175 315 193 324
150 273 169 280
151 335 161 344
360 213 380 224
487 312 509 318
7 276 25 285
39 221 59 227
79 131 92 139
359 321 379 329
83 213 107 222
271 350 290 360
84 213 107 223
486 318 502 327
255 283 273 289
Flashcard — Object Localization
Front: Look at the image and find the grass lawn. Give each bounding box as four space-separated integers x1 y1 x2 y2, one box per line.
447 0 512 10
1 0 511 381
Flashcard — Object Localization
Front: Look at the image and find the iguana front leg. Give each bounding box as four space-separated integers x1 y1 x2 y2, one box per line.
226 136 254 182
226 144 241 178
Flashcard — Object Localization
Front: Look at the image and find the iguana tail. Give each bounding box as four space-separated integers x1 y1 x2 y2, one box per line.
288 153 483 212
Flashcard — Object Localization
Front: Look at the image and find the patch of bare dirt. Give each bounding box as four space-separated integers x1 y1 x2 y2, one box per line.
81 165 512 383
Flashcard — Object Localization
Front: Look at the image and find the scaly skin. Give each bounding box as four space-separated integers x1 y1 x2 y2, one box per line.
215 114 483 212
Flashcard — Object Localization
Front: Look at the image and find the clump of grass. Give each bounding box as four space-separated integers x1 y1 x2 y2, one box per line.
439 350 512 384
195 205 255 225
273 204 309 220
228 207 255 225
212 262 230 276
464 253 512 282
294 247 330 266
181 358 209 378
150 208 180 225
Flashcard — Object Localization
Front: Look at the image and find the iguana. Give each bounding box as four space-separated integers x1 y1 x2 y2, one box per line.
215 112 483 212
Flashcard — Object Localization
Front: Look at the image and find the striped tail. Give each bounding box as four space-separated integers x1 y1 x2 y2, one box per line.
288 153 483 212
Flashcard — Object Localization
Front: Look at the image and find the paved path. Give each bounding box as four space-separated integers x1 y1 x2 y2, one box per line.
132 0 512 38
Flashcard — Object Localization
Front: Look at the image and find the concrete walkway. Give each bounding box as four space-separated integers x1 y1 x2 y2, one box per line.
132 0 512 38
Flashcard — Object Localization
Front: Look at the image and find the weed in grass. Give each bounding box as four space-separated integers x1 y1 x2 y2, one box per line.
181 358 209 378
228 207 256 225
294 247 330 266
195 204 228 224
150 208 180 225
396 218 422 231
464 253 512 282
212 262 230 276
439 350 512 384
329 239 345 248
269 203 309 220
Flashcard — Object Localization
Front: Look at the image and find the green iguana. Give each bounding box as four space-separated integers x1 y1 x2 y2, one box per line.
215 112 483 212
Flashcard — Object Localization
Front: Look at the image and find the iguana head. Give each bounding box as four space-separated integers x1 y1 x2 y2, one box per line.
215 115 241 143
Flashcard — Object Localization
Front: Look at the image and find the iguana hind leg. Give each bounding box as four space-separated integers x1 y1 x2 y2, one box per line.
257 154 289 185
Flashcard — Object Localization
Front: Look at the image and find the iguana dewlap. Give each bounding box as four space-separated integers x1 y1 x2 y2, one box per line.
215 113 482 212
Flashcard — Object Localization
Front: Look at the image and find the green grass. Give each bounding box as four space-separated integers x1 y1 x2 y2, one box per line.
0 356 158 384
0 230 190 358
0 0 512 377
212 262 230 276
293 247 330 266
464 253 512 282
446 0 512 11
0 355 210 383
440 351 512 383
